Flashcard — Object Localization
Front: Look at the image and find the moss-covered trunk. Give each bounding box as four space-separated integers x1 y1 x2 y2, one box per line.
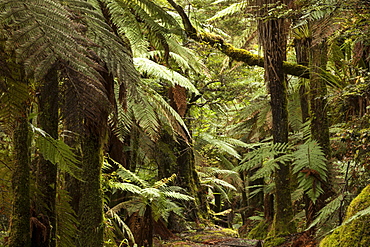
9 108 31 247
310 41 331 158
306 40 334 231
319 184 370 246
34 67 59 247
77 132 105 247
258 0 296 237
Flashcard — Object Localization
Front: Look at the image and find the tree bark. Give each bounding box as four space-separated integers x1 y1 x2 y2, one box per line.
310 41 331 158
258 0 296 236
34 67 59 247
77 132 105 247
9 107 31 247
294 37 311 122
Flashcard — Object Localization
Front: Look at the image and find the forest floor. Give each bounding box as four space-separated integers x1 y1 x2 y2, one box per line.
153 226 262 247
153 225 317 247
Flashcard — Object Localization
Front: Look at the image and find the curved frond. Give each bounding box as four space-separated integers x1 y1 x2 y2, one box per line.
134 57 199 94
197 132 241 159
207 2 248 22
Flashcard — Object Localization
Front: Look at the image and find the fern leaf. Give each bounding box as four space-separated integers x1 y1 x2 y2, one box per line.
110 182 143 195
134 57 199 94
161 191 194 201
30 124 81 178
56 187 79 247
292 140 328 203
307 194 343 230
111 160 149 188
105 205 136 245
207 1 247 22
197 132 241 159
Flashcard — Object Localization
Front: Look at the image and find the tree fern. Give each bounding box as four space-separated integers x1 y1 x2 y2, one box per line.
0 0 100 81
292 140 328 203
106 159 194 222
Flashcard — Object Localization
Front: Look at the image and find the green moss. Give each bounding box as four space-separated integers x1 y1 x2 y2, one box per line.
247 220 268 240
319 185 370 247
319 229 340 247
219 228 238 237
263 236 286 247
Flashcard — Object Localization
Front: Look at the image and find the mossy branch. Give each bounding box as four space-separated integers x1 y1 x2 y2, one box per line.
166 0 310 79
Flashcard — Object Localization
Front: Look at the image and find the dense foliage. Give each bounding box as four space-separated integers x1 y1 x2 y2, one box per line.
0 0 369 246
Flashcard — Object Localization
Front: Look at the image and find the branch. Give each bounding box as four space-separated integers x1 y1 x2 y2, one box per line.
166 0 310 79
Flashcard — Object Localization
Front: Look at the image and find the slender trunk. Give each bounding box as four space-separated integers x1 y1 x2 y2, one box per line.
77 132 105 247
294 37 311 122
9 107 31 247
34 67 59 247
310 41 331 158
258 0 296 235
306 39 333 229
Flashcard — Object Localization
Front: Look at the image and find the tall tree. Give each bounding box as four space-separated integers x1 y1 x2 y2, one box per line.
257 0 296 236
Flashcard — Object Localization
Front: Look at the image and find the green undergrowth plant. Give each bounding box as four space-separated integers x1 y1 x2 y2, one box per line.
236 138 329 229
102 158 194 245
107 164 194 221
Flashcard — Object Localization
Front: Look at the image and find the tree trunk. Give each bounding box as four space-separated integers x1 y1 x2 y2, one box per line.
306 39 333 230
294 37 311 122
310 41 331 158
77 132 105 247
34 67 59 247
258 0 296 236
9 107 31 247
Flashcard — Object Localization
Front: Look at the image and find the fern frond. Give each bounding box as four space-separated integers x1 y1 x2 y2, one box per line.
0 77 29 131
236 142 291 173
167 38 208 75
292 140 327 203
105 205 136 245
141 187 162 200
161 191 194 201
110 182 142 194
134 57 199 94
146 50 191 72
1 0 101 81
56 187 79 247
339 205 370 228
30 124 81 178
307 194 343 230
113 161 149 188
203 177 237 192
207 1 248 22
104 0 149 56
197 132 241 159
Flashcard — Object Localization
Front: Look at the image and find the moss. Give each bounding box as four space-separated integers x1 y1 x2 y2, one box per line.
319 185 370 247
247 220 269 240
263 236 286 247
77 133 105 247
